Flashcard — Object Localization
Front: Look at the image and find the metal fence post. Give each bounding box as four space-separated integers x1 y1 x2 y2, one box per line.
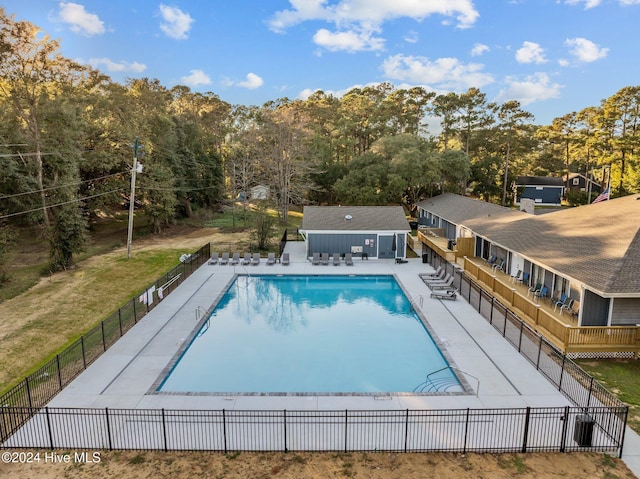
490 297 494 324
105 408 113 450
478 290 482 313
223 409 227 454
518 322 524 352
101 321 106 351
619 407 629 458
132 298 138 324
118 308 123 337
558 355 566 392
536 336 543 370
560 406 569 453
45 407 54 450
463 408 470 454
503 309 508 336
344 409 348 453
56 355 63 389
283 409 288 453
81 336 87 369
586 377 594 409
521 407 531 453
404 409 409 453
25 378 33 409
161 409 168 452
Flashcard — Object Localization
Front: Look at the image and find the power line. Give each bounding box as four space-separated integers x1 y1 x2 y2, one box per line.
139 185 220 192
0 152 57 158
0 188 125 220
0 172 126 200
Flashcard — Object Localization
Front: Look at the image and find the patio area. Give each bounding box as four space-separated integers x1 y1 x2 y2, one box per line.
43 240 573 412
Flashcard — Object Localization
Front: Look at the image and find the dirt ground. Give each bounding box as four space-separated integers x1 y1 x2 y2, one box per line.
0 450 636 479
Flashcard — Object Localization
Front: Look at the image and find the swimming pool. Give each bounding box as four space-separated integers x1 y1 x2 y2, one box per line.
157 275 462 394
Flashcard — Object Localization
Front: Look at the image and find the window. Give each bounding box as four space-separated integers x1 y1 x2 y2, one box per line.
573 178 580 186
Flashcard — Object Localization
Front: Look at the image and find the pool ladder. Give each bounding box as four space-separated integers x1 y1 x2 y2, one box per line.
413 366 480 395
409 294 424 312
195 306 210 337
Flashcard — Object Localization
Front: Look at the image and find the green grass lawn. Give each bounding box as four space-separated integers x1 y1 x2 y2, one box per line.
576 359 640 434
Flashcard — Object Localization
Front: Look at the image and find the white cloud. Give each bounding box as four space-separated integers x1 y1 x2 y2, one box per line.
159 4 194 40
404 31 419 44
228 73 264 90
313 28 385 52
87 58 146 73
180 70 211 87
57 2 105 36
496 73 563 106
565 37 608 62
564 0 602 8
381 54 494 91
515 41 547 64
566 0 640 5
268 0 478 53
470 43 489 56
269 0 479 30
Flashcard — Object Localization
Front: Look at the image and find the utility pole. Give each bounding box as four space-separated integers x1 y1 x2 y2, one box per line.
126 138 143 259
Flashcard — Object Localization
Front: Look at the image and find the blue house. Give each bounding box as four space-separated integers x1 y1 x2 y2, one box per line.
515 176 564 206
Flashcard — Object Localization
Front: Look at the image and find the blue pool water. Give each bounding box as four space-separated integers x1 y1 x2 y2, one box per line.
158 275 462 394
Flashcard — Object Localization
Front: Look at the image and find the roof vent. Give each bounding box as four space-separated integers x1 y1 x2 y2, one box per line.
344 214 353 220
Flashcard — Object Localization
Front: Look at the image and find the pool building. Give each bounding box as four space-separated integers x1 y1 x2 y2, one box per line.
299 205 410 260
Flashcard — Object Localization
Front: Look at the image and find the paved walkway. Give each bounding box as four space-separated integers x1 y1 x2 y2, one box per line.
44 241 639 476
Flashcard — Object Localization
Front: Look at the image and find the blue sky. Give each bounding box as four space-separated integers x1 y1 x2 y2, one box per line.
3 0 639 126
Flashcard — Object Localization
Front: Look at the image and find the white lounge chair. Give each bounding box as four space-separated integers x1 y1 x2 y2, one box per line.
332 253 341 266
430 276 455 290
230 252 240 265
267 252 276 265
219 252 229 265
422 266 443 278
208 252 219 265
344 253 353 266
251 253 260 265
311 252 320 265
242 252 251 265
424 273 451 286
321 253 329 265
430 289 457 300
281 252 290 265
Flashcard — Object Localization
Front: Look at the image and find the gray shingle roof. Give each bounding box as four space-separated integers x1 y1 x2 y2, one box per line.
419 194 640 296
300 206 410 232
516 176 564 186
416 194 524 225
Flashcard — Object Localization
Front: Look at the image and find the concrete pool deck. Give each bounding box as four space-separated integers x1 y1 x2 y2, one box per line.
45 241 640 473
49 241 575 411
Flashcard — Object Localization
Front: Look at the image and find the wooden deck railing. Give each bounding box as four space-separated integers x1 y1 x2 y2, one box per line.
460 256 640 357
565 327 640 355
417 230 456 262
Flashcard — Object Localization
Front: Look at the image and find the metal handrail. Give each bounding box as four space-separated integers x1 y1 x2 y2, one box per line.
418 365 480 396
409 294 424 312
195 306 207 321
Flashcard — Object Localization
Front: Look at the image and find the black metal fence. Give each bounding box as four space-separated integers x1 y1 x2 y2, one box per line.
427 254 627 412
0 245 629 457
0 244 210 436
421 252 629 458
1 406 627 455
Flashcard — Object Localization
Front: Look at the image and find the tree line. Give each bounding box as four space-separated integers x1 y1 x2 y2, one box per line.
1 8 639 274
